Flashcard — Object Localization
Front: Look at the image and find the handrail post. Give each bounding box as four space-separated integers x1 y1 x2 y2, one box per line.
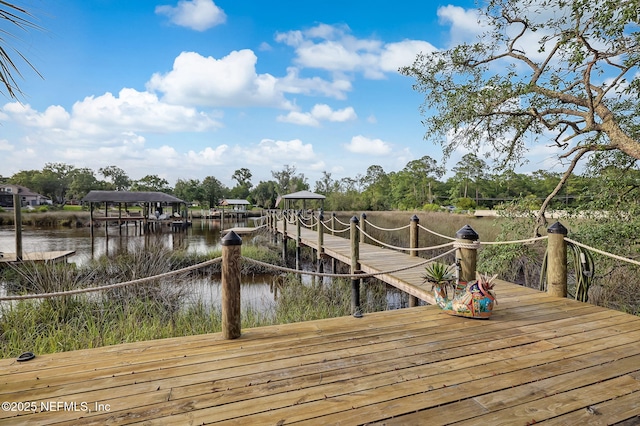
360 212 367 244
296 211 302 271
282 210 288 262
221 231 242 339
350 216 362 317
455 225 479 283
331 212 336 236
317 212 324 274
547 222 568 298
409 215 419 257
409 214 420 307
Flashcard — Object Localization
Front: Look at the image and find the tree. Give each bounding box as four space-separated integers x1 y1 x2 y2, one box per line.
68 168 102 201
401 0 640 229
0 3 42 100
271 165 308 194
99 166 131 191
130 175 171 193
251 180 279 208
314 171 340 195
201 176 226 208
174 179 203 205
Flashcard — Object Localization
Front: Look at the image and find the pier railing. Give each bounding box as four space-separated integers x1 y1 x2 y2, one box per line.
4 210 640 340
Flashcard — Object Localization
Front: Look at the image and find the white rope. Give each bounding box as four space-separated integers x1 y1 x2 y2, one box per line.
417 224 457 241
0 257 223 301
357 226 455 252
333 216 351 227
565 237 640 267
242 247 457 278
480 236 548 245
320 220 350 234
363 219 410 232
453 240 481 250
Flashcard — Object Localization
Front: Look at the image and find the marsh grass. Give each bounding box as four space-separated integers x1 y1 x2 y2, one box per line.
0 236 393 358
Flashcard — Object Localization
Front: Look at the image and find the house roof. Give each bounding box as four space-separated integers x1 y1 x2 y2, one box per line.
82 190 185 204
221 199 251 206
281 190 326 200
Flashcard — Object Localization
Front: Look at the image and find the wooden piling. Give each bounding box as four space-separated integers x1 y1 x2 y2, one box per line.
317 212 324 274
296 211 302 271
221 231 242 339
547 222 568 298
455 225 479 283
13 194 22 262
350 216 361 316
409 214 420 307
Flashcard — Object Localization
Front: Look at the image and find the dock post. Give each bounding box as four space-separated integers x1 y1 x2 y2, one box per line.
360 213 367 244
547 222 568 298
282 210 288 263
331 212 337 273
317 212 324 275
409 215 420 307
350 216 362 317
455 225 479 283
13 194 22 262
296 211 302 271
221 230 242 339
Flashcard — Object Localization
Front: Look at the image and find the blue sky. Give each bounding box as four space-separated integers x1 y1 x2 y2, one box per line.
1 0 557 188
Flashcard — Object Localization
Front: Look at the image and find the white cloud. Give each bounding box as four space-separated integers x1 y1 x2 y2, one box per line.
345 135 392 155
147 50 294 108
155 0 226 32
0 139 13 151
186 145 229 165
277 104 357 127
275 24 436 79
242 138 317 165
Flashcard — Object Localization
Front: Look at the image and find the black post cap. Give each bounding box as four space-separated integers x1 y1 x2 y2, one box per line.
456 224 479 240
350 215 359 224
547 221 568 235
411 214 419 222
221 230 243 246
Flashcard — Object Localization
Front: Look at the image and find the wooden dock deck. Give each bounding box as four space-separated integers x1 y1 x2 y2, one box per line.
1 281 639 424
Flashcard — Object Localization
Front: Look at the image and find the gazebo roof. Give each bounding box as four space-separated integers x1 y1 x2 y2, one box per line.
82 190 185 204
221 199 251 206
281 190 326 200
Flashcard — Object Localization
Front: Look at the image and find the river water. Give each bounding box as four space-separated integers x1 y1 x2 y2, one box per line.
0 218 283 312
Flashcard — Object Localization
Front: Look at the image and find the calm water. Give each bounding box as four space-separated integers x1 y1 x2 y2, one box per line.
0 218 283 312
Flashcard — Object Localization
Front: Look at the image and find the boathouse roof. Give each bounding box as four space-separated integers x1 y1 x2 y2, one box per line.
82 190 185 204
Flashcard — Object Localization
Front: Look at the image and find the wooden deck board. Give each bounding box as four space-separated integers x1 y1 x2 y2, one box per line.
1 283 639 425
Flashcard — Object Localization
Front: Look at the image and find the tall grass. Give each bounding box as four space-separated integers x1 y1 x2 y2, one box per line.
0 238 393 358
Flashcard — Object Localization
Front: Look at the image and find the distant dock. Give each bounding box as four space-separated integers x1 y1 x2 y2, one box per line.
0 250 76 264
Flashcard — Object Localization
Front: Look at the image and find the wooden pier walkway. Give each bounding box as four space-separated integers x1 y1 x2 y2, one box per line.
1 282 639 424
275 220 447 305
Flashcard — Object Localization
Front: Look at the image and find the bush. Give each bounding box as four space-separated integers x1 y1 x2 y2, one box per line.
422 203 442 212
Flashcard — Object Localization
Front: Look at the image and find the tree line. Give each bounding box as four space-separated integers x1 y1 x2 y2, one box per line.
2 152 637 213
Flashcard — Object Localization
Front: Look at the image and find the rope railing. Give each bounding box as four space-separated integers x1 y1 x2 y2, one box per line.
242 248 456 279
363 219 410 232
320 219 350 234
0 257 223 301
565 237 640 267
356 225 455 252
480 235 548 246
333 216 351 227
417 224 457 241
